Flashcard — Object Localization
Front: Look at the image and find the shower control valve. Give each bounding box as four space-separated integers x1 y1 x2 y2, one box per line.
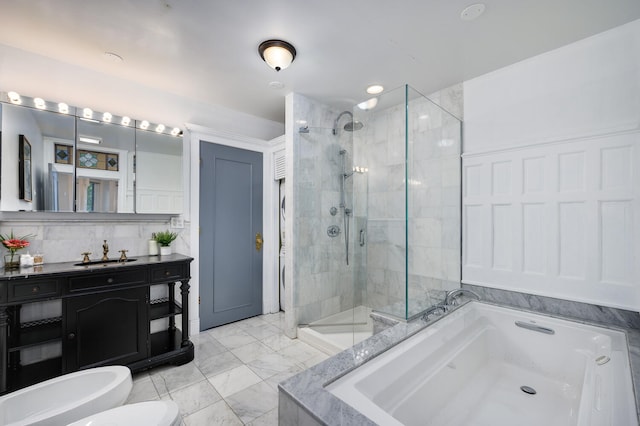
327 225 340 238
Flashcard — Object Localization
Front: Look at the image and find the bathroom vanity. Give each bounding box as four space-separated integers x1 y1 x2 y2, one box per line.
0 254 194 393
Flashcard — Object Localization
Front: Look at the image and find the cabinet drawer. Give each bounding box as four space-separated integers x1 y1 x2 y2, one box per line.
150 264 185 283
8 279 62 302
69 269 147 293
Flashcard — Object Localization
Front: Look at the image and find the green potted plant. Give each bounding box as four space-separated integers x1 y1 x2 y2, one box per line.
154 230 178 256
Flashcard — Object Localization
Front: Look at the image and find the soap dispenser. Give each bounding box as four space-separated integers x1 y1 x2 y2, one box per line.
149 233 159 256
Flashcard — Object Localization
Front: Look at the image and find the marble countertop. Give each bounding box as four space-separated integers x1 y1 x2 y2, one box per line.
0 253 193 280
278 300 640 425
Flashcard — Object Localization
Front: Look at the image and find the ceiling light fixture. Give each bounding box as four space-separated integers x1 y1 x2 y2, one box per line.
366 85 384 95
460 3 485 21
258 39 296 72
79 136 101 144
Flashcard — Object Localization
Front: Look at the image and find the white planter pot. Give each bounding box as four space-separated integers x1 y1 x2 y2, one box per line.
159 246 172 256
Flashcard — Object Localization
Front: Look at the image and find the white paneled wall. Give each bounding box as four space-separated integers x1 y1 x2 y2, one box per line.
462 132 639 310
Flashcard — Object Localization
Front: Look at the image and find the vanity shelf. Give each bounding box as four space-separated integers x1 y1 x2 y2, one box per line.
8 317 63 352
0 254 194 394
149 298 183 321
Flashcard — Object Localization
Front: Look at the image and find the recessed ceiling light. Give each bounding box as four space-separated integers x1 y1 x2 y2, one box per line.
103 52 124 63
366 85 384 95
357 98 378 110
460 3 485 21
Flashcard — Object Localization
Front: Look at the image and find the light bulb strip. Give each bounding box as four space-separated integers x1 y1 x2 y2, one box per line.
1 91 183 137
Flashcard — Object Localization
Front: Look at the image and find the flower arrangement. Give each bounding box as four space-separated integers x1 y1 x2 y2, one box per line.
0 230 33 268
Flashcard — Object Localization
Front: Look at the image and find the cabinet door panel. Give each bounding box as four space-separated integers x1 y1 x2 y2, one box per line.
64 287 148 371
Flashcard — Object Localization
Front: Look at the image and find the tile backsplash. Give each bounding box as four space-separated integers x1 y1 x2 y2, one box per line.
0 219 191 264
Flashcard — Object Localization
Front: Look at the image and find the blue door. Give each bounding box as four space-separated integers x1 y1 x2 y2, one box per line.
199 142 263 329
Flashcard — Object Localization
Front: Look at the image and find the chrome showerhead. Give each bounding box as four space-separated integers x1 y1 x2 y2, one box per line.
343 120 363 132
333 111 364 134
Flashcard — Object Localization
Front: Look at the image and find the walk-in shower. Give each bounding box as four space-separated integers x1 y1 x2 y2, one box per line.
290 85 462 354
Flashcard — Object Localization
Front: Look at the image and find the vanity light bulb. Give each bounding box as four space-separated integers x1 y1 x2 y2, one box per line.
121 116 131 126
103 112 112 123
8 91 21 104
170 127 180 136
58 103 69 114
83 108 93 119
155 124 165 133
364 167 369 173
34 98 46 109
140 120 150 130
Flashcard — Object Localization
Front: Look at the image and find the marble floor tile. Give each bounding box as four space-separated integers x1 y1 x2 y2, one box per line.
123 312 338 425
208 365 263 398
216 330 260 350
231 341 275 364
169 379 222 417
183 399 243 426
244 323 281 340
196 349 244 378
246 352 299 380
260 333 296 351
225 381 278 424
125 374 160 404
150 361 206 395
246 407 278 426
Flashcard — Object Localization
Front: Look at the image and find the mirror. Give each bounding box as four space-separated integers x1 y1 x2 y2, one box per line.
0 102 76 212
136 130 183 214
75 118 135 213
0 92 183 214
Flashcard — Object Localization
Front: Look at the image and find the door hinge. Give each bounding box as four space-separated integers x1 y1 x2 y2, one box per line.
198 296 201 305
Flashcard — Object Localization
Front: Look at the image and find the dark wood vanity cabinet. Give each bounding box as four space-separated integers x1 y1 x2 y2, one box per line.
64 286 149 371
0 254 194 394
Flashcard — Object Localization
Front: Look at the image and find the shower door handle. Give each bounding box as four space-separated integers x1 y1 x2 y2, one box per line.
359 229 366 247
255 233 263 252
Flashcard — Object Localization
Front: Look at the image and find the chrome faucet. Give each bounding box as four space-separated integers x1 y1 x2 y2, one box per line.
444 288 480 307
421 304 447 321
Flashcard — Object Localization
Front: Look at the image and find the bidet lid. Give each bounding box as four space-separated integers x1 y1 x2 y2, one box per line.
67 401 180 426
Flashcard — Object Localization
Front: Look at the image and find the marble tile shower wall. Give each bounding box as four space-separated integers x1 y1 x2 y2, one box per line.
292 94 363 327
356 85 463 318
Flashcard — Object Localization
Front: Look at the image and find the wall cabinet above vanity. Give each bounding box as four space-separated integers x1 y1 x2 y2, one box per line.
0 92 184 214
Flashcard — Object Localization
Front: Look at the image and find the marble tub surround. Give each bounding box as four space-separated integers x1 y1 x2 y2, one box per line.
462 283 640 330
278 299 640 425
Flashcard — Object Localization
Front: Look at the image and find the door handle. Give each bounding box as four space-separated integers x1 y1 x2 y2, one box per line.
255 233 263 252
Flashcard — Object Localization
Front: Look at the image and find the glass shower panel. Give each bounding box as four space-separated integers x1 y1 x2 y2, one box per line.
406 86 462 319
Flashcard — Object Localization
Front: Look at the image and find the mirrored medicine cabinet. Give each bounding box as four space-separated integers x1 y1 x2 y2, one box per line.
0 92 183 214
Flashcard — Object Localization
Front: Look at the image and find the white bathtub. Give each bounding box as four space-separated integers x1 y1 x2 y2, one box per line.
327 302 637 426
0 366 132 426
